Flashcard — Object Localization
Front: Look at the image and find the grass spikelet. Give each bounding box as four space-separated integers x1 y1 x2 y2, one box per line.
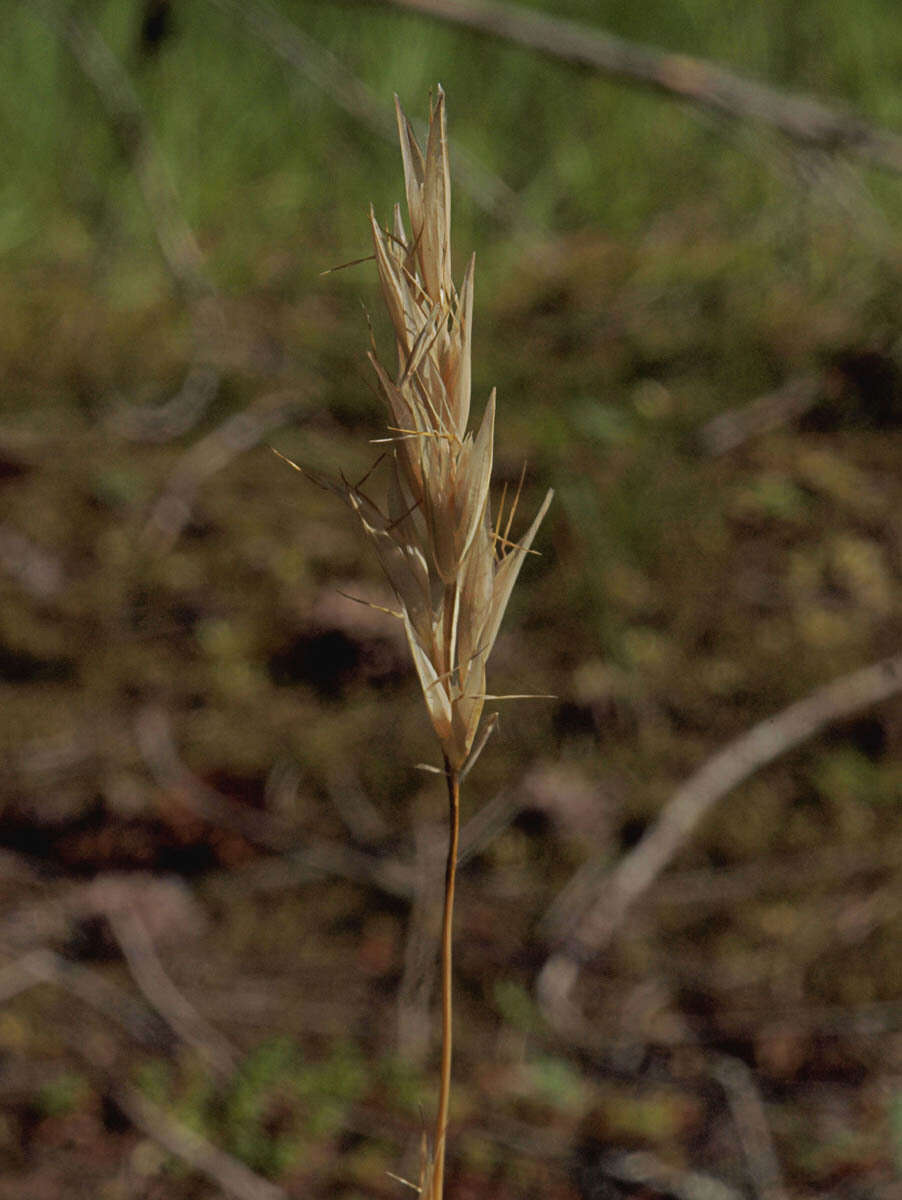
344 86 552 1198
351 86 552 775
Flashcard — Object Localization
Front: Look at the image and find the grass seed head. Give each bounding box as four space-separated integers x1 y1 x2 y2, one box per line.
350 87 552 770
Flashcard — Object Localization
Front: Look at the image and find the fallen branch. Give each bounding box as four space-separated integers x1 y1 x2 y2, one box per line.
103 893 238 1078
699 373 821 456
377 0 902 174
0 948 173 1049
538 653 902 1021
653 834 902 909
584 1149 744 1200
594 1149 743 1200
112 1082 289 1200
107 362 222 443
710 1053 787 1200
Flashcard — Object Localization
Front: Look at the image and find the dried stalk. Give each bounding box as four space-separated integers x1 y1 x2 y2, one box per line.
286 87 551 1197
432 760 460 1196
359 91 550 1197
378 0 902 176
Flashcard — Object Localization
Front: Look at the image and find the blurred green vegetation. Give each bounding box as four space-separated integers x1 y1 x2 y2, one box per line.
136 1039 368 1175
3 0 902 273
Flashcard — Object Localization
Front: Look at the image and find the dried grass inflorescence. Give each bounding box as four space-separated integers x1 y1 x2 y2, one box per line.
350 87 552 771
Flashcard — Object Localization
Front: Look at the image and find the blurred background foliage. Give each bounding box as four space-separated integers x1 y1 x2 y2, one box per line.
0 1 901 1198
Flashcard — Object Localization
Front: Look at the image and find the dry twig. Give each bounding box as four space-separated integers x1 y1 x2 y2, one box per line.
112 1083 289 1200
539 653 902 1023
103 894 238 1078
110 363 223 443
699 373 821 455
586 1149 744 1200
378 0 902 175
653 834 902 910
711 1054 787 1200
0 948 173 1049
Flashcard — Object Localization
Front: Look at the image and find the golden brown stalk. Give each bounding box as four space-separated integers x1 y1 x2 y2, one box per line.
432 758 459 1199
345 87 552 1197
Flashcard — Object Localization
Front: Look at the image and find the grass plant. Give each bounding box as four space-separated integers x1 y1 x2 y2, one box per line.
4 7 902 1195
337 88 551 1196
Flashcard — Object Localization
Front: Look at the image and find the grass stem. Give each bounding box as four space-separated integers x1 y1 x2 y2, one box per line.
432 760 460 1198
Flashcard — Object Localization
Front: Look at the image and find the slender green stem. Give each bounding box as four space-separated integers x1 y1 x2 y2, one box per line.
432 758 460 1199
